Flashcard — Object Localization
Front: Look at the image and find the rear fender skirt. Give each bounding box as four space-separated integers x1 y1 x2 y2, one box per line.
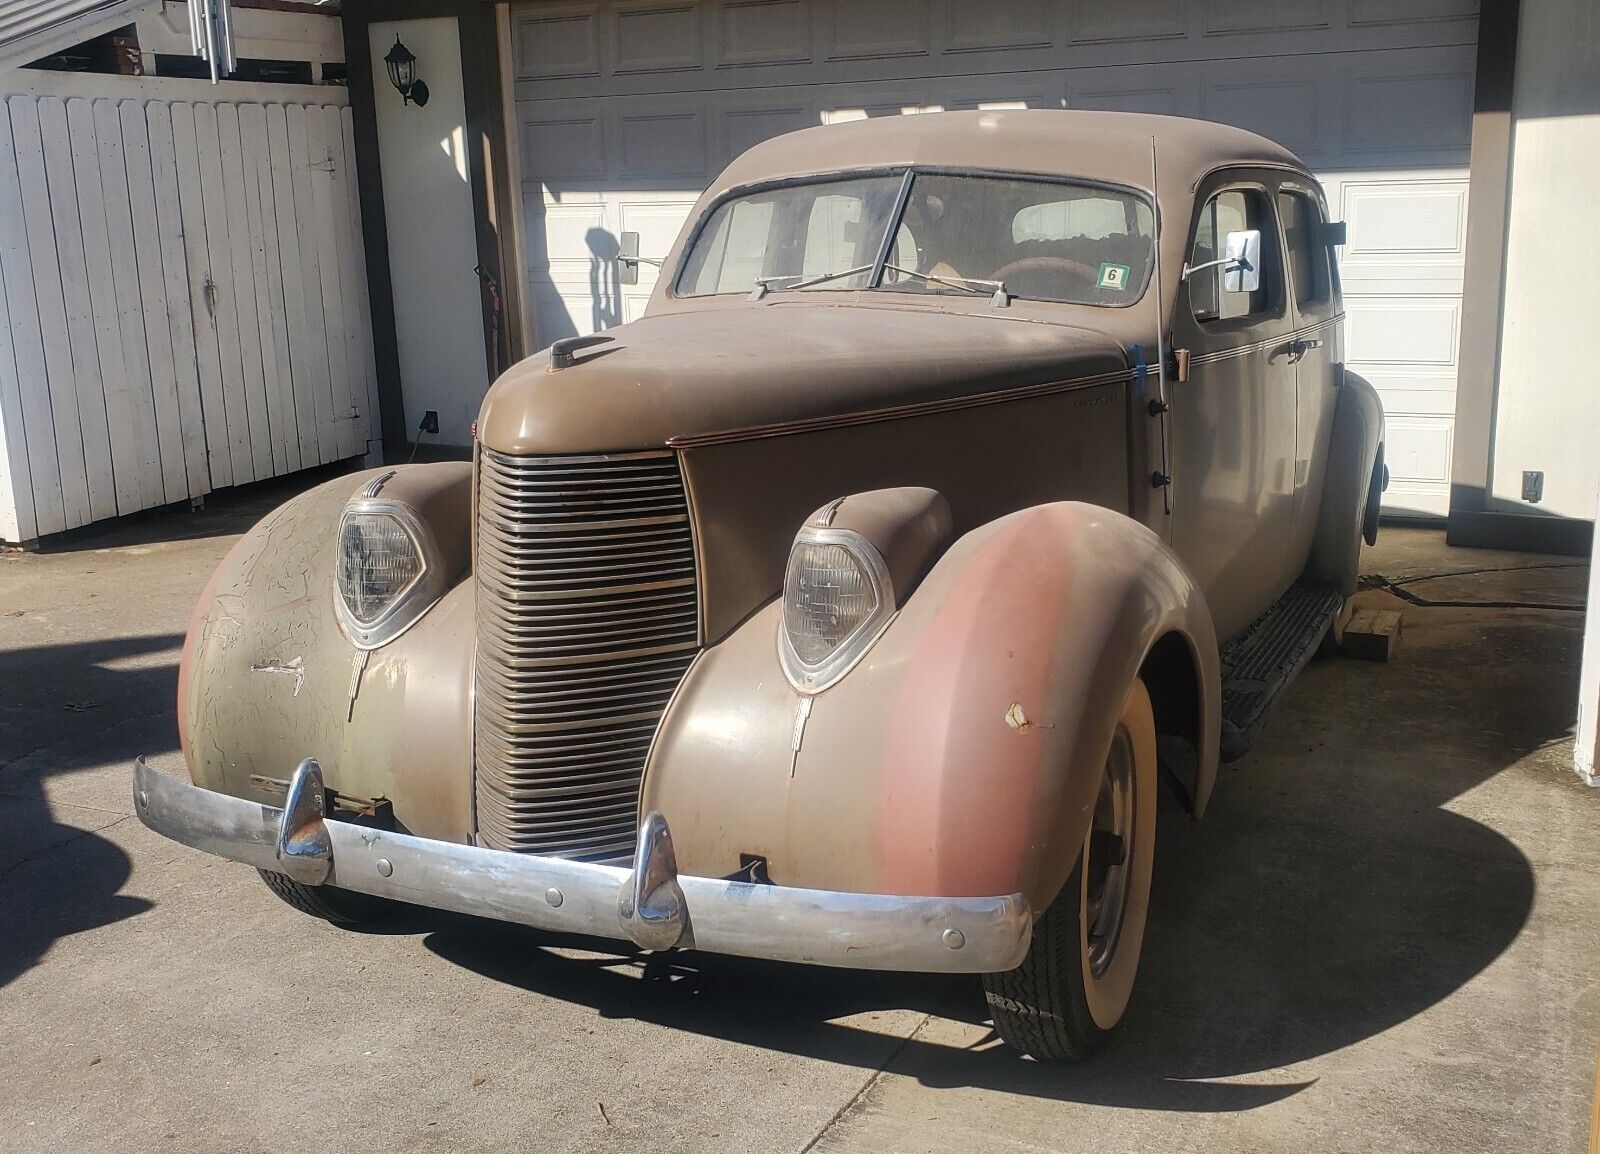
643 502 1220 913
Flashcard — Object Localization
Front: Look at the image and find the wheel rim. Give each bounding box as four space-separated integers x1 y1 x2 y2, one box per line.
1085 727 1136 979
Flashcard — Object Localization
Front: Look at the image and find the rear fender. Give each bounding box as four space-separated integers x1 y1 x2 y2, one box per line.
643 501 1219 913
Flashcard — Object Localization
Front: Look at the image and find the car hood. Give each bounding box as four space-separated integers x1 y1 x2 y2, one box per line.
476 301 1130 455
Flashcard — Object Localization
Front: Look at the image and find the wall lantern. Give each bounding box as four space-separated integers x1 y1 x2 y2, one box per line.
384 35 430 107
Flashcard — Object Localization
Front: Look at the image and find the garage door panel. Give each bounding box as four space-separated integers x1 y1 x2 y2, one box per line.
1204 75 1327 158
1344 69 1473 155
520 108 606 184
1068 64 1194 117
515 4 603 79
608 103 708 181
944 0 1054 53
717 99 815 168
1335 175 1469 279
611 1 704 74
1345 296 1462 368
719 0 812 67
1203 0 1330 35
1068 0 1187 45
1351 0 1476 26
823 0 932 61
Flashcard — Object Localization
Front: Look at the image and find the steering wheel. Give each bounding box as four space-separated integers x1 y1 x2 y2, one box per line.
990 255 1102 289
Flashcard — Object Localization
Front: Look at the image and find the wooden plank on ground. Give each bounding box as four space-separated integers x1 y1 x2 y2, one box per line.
337 107 379 458
146 100 211 499
238 102 294 476
193 101 253 485
121 97 190 505
38 95 116 523
285 103 337 464
169 102 231 489
66 96 138 515
0 98 66 536
1337 608 1403 663
93 97 164 513
307 104 354 459
11 94 91 528
267 103 321 468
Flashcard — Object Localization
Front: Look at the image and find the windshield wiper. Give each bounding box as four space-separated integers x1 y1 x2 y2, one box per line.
749 264 876 300
880 264 1011 308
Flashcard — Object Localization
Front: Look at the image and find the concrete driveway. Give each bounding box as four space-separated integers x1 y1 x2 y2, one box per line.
2 481 1597 1154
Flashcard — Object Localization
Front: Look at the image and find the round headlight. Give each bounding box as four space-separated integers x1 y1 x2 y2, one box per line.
779 528 896 693
333 500 443 649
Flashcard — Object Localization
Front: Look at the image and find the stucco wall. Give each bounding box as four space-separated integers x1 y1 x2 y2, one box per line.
369 17 489 447
1488 0 1600 522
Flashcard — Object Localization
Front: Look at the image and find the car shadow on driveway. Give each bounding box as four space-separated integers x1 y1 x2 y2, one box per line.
0 634 179 989
409 744 1535 1113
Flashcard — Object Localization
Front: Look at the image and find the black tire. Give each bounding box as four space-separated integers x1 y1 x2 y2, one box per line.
982 678 1158 1061
257 868 392 927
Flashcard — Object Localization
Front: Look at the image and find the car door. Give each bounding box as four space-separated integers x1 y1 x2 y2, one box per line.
1169 174 1298 641
1275 181 1344 575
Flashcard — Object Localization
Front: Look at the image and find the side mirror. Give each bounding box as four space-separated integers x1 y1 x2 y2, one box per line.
1223 229 1261 294
617 230 641 286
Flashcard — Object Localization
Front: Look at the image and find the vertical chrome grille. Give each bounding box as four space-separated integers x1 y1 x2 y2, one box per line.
474 446 699 861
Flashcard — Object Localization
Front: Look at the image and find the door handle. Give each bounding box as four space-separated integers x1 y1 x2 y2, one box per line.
1287 338 1323 363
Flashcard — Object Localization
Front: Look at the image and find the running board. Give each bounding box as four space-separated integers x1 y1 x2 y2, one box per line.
1219 579 1344 762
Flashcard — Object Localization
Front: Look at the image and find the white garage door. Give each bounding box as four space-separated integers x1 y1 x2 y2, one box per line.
509 0 1477 515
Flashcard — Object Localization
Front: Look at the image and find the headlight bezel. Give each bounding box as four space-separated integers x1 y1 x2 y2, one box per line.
332 496 447 650
777 526 898 694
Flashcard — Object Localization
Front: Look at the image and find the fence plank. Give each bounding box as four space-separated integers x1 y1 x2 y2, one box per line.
94 97 165 513
338 108 379 457
238 102 294 476
267 104 321 469
193 102 254 484
121 98 190 505
146 101 210 499
170 102 231 490
216 103 273 483
0 101 67 536
0 111 38 541
38 95 116 523
12 96 92 528
67 97 138 515
307 105 354 459
285 104 338 464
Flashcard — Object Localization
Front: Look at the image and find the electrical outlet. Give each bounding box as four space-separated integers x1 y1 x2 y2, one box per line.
419 410 440 435
1521 470 1544 503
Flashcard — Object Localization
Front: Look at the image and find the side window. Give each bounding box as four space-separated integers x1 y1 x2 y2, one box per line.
1278 191 1329 308
1190 188 1272 323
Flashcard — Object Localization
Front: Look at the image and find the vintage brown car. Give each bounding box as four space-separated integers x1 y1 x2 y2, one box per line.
136 110 1384 1061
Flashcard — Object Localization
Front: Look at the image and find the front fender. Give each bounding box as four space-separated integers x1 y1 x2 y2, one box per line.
642 502 1219 913
177 463 476 843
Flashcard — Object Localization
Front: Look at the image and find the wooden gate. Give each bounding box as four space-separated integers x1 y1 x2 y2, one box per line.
0 69 378 542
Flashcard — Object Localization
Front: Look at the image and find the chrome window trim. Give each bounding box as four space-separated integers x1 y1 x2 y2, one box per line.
332 498 449 651
778 526 898 695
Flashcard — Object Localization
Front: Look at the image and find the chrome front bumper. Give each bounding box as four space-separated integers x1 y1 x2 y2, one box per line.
132 759 1032 973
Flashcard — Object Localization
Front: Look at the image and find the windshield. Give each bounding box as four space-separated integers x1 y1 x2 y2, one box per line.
675 170 1155 307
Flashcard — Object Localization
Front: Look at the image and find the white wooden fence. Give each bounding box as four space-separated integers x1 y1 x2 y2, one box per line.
0 69 378 543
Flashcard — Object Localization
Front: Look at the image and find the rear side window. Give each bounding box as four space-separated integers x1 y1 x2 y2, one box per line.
1190 188 1273 323
1278 191 1330 308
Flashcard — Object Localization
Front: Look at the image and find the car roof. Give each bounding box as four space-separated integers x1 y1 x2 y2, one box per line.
710 109 1308 202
